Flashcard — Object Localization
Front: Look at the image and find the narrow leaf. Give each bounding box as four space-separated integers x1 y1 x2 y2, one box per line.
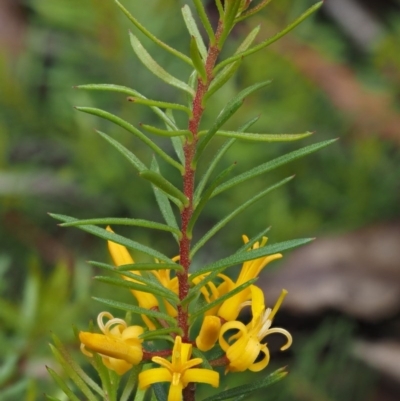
140 170 189 207
201 368 287 401
141 124 192 138
130 33 195 96
192 0 216 44
190 36 207 82
213 139 337 197
215 1 324 73
152 383 168 401
120 365 142 401
139 327 182 340
60 217 181 237
75 84 178 130
76 107 183 172
204 25 259 102
128 97 192 116
235 0 273 22
188 278 257 319
181 5 208 60
95 276 179 303
89 261 183 273
187 164 236 237
50 213 172 262
46 367 81 401
96 130 147 172
191 176 294 257
204 60 242 103
166 110 185 164
235 25 261 53
215 0 224 18
234 227 272 254
49 345 98 401
194 238 315 279
150 157 179 235
194 116 259 203
93 297 176 324
206 131 313 142
194 80 272 165
115 0 192 65
51 335 103 397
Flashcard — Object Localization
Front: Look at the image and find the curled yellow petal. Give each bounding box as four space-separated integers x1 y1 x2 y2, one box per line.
196 316 221 352
79 332 143 365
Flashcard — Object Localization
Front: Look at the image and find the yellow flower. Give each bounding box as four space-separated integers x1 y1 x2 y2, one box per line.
217 235 282 321
107 226 178 328
196 315 221 351
219 286 292 373
79 312 143 375
139 336 219 401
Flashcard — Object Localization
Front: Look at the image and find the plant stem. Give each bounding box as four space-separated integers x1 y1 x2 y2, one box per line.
178 19 224 401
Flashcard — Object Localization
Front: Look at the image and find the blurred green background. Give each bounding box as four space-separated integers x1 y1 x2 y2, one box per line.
1 0 399 400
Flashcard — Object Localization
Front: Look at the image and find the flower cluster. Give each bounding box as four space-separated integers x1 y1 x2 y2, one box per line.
79 233 292 400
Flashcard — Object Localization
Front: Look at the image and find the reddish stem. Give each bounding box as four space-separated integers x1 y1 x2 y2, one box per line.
178 20 225 401
177 21 224 343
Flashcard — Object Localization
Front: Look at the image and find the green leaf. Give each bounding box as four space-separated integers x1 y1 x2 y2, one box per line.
141 124 192 138
139 327 182 340
140 170 189 208
93 297 176 324
152 383 168 401
94 276 179 304
187 164 236 238
215 1 324 73
60 217 181 238
191 176 294 257
150 157 180 236
235 0 273 22
89 261 183 273
50 213 172 262
191 237 314 279
181 5 208 60
90 353 113 397
203 60 242 103
219 0 242 46
212 139 337 197
191 348 213 369
75 107 183 173
202 368 287 401
194 116 259 204
128 97 192 116
234 227 272 254
130 33 195 96
49 345 98 401
120 365 142 401
187 278 257 319
204 25 260 102
96 130 147 172
235 24 261 53
166 110 185 164
215 0 224 18
192 0 216 45
46 367 81 401
75 84 178 130
51 335 103 397
45 396 62 401
193 80 272 166
114 0 192 65
190 36 207 82
205 131 313 142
